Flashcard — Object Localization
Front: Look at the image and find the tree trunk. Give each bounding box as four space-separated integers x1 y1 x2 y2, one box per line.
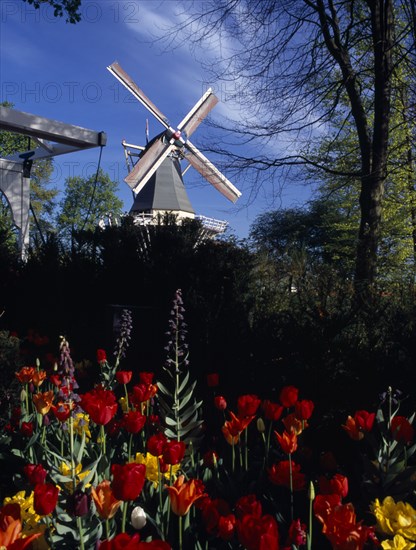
353 0 394 301
355 174 385 294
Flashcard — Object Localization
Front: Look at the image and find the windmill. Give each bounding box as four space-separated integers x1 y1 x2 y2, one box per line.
107 62 241 236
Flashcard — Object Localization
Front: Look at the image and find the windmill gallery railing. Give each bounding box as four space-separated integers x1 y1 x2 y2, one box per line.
130 212 227 235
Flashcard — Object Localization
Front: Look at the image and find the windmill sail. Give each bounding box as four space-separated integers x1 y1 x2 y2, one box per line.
108 61 241 205
184 142 241 203
125 137 175 193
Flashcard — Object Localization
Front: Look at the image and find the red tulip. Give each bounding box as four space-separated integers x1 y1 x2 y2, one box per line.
206 373 219 387
147 415 160 426
33 483 59 515
262 400 283 422
294 399 314 420
20 422 34 438
24 464 47 485
313 493 342 521
162 440 186 465
279 386 299 408
122 411 146 434
100 533 171 549
49 374 61 387
116 371 133 385
235 494 262 519
391 416 414 444
214 396 227 411
237 394 261 417
218 514 236 541
106 419 121 438
131 383 158 404
200 497 230 534
80 387 118 426
287 518 307 546
147 433 168 456
314 496 373 550
111 463 146 501
96 349 107 363
354 410 375 432
319 473 349 498
139 372 154 385
51 402 73 422
268 460 306 491
237 513 279 550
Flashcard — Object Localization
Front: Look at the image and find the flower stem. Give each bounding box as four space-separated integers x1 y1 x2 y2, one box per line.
266 422 272 459
121 501 128 533
69 414 76 493
25 383 29 416
77 516 85 550
244 428 248 471
289 452 294 521
128 433 133 462
157 458 165 540
307 481 315 550
166 465 173 535
100 424 106 456
124 384 129 411
179 515 183 550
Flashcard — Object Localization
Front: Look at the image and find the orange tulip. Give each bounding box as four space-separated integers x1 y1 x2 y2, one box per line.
222 424 241 445
32 391 54 415
342 416 364 441
282 413 305 435
275 430 298 454
15 366 36 384
0 517 41 549
222 411 254 444
91 480 122 519
32 370 47 387
166 475 206 516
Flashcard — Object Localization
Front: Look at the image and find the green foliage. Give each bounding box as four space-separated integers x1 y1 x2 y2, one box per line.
56 170 123 248
22 0 82 23
157 290 203 446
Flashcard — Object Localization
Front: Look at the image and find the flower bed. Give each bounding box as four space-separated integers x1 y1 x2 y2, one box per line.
1 291 416 549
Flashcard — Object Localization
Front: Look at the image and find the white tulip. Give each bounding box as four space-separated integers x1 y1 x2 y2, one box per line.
131 506 147 530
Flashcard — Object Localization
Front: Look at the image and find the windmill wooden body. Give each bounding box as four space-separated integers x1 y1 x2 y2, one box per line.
107 62 241 235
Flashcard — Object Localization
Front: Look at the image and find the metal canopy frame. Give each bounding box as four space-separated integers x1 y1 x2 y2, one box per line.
0 106 107 259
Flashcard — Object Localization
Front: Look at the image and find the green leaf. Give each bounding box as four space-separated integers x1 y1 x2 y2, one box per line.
79 456 100 489
76 429 87 464
164 428 177 439
157 381 172 397
164 416 178 427
177 390 194 411
178 371 190 394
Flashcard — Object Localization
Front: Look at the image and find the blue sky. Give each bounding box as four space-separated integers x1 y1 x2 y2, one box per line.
1 0 311 238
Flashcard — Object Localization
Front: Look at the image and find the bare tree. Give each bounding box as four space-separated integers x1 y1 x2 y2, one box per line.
162 0 415 301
